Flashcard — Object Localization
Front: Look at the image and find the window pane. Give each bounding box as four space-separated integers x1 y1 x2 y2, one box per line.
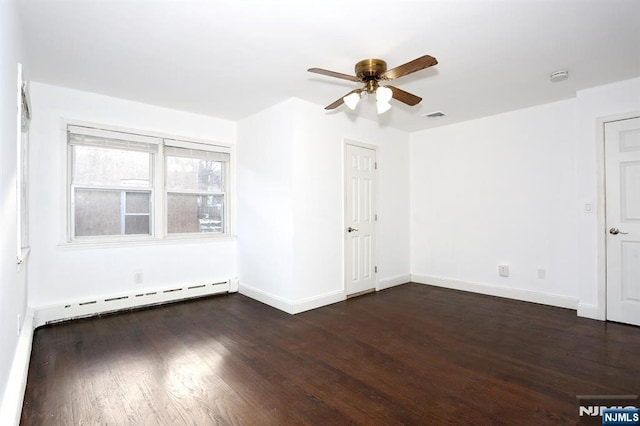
73 145 151 187
166 157 222 192
167 193 223 233
125 192 150 214
74 189 121 236
125 215 150 235
74 189 151 237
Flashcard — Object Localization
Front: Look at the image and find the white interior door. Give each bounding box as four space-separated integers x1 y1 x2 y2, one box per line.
605 116 640 326
345 143 376 296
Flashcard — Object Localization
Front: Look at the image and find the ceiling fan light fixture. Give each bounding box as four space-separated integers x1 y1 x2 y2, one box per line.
343 92 361 110
376 100 392 114
375 86 392 114
376 86 392 103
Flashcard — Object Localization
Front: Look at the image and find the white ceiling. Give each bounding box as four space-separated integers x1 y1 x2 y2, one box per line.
18 0 640 132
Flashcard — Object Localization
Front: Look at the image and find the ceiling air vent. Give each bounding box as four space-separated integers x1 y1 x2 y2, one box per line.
423 111 446 119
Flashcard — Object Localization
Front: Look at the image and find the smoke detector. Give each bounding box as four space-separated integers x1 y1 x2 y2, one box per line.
550 70 569 83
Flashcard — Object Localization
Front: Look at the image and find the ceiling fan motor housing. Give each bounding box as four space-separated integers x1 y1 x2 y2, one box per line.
356 58 386 76
356 59 387 93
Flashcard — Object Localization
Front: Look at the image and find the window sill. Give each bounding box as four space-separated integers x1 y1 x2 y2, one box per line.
58 234 237 250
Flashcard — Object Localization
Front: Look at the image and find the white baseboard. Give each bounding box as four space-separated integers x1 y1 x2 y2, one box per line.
33 280 232 327
239 283 345 315
577 303 605 320
290 290 345 314
411 274 578 310
238 283 294 313
0 308 34 426
378 274 411 291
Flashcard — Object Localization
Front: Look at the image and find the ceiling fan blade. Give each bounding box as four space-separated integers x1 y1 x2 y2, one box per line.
325 97 345 110
387 85 422 106
381 55 438 80
308 67 360 82
324 89 360 110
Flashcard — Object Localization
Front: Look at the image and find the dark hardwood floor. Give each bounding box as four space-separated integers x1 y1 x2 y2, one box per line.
21 283 640 425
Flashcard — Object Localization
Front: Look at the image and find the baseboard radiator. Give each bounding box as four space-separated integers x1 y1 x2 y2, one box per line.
34 278 239 328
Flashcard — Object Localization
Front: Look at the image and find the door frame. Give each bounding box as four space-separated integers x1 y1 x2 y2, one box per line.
596 111 640 320
343 139 379 296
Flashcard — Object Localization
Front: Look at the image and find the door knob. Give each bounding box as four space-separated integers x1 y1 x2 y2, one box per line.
609 227 629 235
347 227 359 233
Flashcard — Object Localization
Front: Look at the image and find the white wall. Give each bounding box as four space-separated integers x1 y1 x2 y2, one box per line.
575 77 640 319
238 98 411 313
28 83 238 308
410 99 579 308
290 98 411 300
0 0 27 416
236 100 296 305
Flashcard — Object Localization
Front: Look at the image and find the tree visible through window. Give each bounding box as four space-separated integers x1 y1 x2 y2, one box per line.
67 125 230 241
165 150 226 234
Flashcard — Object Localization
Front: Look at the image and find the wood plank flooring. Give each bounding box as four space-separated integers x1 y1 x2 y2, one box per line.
21 283 640 425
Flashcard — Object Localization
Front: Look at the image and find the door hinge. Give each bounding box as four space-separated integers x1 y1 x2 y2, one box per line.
375 162 378 170
375 213 378 221
374 266 378 273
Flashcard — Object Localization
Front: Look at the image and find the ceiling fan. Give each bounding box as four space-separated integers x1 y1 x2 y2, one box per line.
308 55 438 114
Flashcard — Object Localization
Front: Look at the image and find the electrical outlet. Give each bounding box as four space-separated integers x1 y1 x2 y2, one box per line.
537 268 546 280
498 265 509 277
134 272 144 284
17 314 21 336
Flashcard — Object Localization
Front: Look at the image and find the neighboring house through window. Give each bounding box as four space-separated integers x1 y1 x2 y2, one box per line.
67 124 231 242
165 144 229 234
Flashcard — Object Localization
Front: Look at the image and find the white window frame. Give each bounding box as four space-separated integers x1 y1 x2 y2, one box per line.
17 64 30 266
164 139 231 238
64 121 234 245
68 127 158 242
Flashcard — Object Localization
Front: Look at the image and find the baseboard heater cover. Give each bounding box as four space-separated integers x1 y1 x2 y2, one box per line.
34 279 234 328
